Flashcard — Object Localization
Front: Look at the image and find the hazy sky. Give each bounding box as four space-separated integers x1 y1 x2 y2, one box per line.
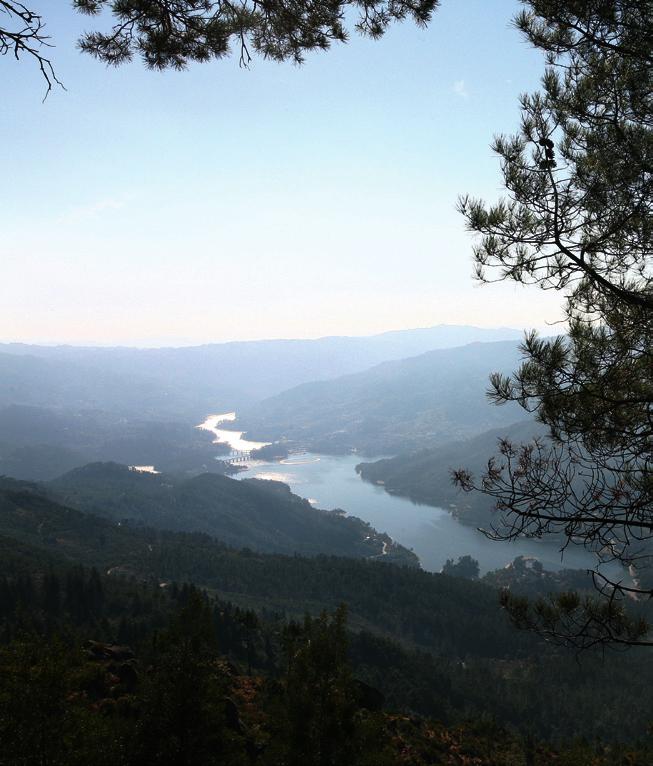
3 0 564 346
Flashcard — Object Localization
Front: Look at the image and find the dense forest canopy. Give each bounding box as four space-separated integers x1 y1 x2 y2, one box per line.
1 479 653 753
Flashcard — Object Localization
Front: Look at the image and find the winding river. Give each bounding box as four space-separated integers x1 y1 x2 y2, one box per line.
198 413 610 575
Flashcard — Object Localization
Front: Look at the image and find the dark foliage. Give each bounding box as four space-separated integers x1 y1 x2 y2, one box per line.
73 0 438 69
456 0 653 647
1 481 653 742
48 462 415 562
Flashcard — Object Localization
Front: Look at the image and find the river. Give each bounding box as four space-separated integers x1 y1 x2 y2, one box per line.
197 412 271 452
198 413 609 575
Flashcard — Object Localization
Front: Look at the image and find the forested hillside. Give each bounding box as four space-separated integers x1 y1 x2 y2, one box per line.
0 477 535 656
238 341 526 455
357 420 545 526
47 463 415 562
1 479 652 748
0 405 230 481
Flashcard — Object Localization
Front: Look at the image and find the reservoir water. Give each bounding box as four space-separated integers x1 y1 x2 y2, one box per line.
199 414 607 575
198 412 270 452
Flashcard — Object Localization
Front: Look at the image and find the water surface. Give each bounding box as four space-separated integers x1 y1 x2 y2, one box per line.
238 452 604 575
197 412 270 452
199 413 611 575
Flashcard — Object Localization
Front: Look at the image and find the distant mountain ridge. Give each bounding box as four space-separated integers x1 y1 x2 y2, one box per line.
0 327 529 478
0 325 523 418
237 339 528 455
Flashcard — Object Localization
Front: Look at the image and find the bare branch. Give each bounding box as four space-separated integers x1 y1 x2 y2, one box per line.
0 1 63 99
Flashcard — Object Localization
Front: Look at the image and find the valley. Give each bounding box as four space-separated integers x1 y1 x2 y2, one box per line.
207 412 604 575
0 329 647 752
0 335 615 578
5 6 651 761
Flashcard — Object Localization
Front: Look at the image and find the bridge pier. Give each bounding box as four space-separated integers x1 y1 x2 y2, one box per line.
224 449 252 465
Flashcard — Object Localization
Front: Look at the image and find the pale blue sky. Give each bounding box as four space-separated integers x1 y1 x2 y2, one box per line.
3 0 562 346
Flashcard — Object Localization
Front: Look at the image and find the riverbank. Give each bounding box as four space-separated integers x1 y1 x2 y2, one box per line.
196 413 617 576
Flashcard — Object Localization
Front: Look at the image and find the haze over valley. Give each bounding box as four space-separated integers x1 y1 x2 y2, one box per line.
0 320 646 750
3 2 651 761
0 326 598 577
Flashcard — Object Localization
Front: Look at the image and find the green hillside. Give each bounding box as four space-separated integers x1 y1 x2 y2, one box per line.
237 341 526 455
0 404 231 480
0 477 523 657
357 420 545 526
48 462 416 563
1 478 652 747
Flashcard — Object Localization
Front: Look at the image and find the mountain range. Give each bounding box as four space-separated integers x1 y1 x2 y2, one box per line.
0 325 523 418
236 340 527 455
0 326 528 477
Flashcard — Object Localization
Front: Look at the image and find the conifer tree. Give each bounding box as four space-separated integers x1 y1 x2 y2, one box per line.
455 0 653 648
135 589 235 766
280 605 358 766
1 0 439 96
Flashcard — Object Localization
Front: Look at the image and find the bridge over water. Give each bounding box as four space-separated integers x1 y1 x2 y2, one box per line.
224 450 252 464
